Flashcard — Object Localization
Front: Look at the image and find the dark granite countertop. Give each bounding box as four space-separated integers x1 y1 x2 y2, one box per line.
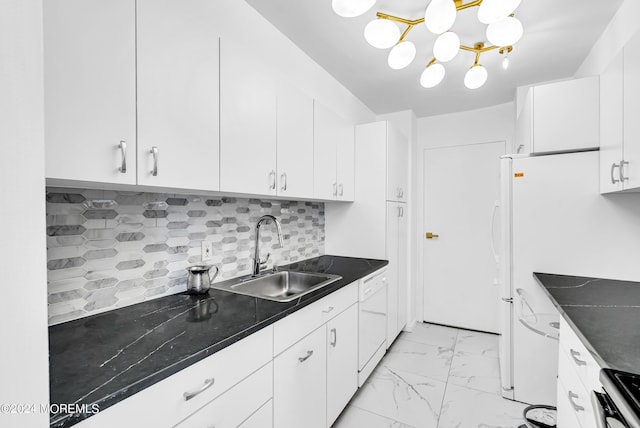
533 272 640 374
49 255 388 428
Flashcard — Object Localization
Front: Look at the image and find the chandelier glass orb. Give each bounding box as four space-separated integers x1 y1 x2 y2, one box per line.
424 0 457 34
464 64 488 89
477 0 521 24
332 0 376 18
364 19 401 48
388 41 417 69
433 31 461 62
420 63 446 88
486 16 523 47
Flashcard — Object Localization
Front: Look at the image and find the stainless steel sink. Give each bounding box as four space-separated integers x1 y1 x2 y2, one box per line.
212 271 342 302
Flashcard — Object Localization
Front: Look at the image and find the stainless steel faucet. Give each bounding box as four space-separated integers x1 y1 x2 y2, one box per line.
252 215 284 276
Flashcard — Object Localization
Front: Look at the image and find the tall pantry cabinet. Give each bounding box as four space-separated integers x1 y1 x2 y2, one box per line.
325 120 409 346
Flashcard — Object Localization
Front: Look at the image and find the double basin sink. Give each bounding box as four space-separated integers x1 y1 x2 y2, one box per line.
211 270 342 302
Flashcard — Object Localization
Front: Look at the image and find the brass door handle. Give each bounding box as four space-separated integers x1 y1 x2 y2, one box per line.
426 232 439 239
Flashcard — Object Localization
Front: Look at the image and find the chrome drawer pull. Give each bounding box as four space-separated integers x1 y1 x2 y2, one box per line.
298 350 314 363
322 306 335 314
150 146 158 176
183 378 215 401
611 162 621 184
330 328 337 347
568 391 584 412
570 349 587 366
621 160 629 182
118 141 127 173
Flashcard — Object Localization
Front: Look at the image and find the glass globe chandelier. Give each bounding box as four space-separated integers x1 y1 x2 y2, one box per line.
333 0 525 90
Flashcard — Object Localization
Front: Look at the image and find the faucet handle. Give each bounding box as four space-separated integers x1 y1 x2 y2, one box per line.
259 253 271 270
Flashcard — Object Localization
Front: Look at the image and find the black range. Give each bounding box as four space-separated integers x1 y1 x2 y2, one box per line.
49 255 387 428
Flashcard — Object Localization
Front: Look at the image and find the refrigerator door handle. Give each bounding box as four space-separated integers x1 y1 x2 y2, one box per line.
490 200 500 265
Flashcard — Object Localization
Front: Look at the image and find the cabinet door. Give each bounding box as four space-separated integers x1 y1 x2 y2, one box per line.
623 30 640 191
600 51 624 194
220 39 277 196
387 124 409 202
44 0 136 184
274 327 327 428
137 0 220 190
326 304 358 426
385 202 400 347
532 76 600 153
277 85 314 198
314 101 338 200
515 88 533 155
336 121 355 201
397 203 408 334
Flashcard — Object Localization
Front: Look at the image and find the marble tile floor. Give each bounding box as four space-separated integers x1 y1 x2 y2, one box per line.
333 322 529 428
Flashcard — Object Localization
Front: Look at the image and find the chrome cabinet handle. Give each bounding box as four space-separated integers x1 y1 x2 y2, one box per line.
269 170 276 190
150 146 158 176
570 349 587 366
568 391 585 412
322 306 335 314
338 183 344 196
118 141 127 173
501 297 514 303
330 328 337 347
611 163 621 184
333 183 337 196
183 378 215 401
620 160 629 182
280 172 287 191
298 350 314 363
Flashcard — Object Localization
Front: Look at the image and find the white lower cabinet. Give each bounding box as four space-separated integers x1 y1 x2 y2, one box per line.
557 319 600 428
326 304 358 426
176 362 272 428
274 327 327 428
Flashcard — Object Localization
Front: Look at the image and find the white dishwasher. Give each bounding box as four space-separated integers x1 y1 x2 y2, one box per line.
357 268 388 387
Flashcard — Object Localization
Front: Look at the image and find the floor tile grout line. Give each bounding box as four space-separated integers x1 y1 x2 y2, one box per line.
436 328 459 428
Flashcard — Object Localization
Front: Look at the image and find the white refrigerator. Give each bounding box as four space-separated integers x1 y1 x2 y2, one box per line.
499 150 598 406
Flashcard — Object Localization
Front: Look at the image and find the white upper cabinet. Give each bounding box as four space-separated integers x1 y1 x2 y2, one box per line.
599 30 640 194
220 39 277 196
386 124 409 202
276 85 314 199
136 0 220 191
600 51 624 194
516 76 600 154
313 101 355 201
623 30 640 191
44 0 136 185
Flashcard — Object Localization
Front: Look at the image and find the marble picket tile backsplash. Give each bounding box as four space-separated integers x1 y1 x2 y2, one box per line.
46 188 325 325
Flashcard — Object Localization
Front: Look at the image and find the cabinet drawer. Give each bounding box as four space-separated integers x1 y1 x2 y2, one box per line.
176 362 272 428
78 326 273 427
558 345 596 428
273 282 358 355
560 319 601 392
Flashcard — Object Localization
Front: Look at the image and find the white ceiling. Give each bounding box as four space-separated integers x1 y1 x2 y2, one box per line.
246 0 623 117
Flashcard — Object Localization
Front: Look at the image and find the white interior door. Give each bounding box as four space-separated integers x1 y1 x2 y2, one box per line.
423 141 506 333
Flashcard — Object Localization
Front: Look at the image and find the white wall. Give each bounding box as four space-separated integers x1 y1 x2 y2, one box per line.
215 1 375 125
0 0 50 427
575 0 640 78
414 103 514 324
